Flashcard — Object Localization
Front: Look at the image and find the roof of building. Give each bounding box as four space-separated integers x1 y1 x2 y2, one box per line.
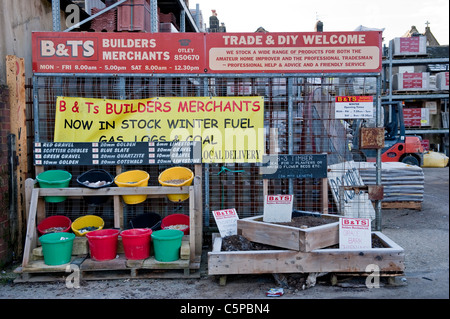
403 23 440 46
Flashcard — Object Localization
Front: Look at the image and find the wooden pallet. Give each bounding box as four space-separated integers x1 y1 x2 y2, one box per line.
392 90 436 95
14 257 86 283
14 253 201 282
15 234 199 282
391 54 429 59
81 255 201 280
382 201 422 210
330 271 407 287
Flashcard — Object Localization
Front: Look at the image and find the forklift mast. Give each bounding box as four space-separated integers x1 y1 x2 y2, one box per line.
351 101 424 166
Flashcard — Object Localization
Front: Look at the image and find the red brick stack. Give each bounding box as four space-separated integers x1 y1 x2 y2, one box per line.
90 7 117 32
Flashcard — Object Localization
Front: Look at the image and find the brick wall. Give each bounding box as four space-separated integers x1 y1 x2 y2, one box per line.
0 85 12 267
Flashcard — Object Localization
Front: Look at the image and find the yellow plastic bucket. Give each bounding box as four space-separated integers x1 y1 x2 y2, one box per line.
71 215 104 236
115 170 150 204
158 167 194 202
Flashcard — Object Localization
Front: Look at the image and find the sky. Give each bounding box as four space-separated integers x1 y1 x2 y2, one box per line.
189 0 449 45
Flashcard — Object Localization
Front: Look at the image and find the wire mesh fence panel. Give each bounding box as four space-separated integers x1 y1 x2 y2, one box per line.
31 74 379 231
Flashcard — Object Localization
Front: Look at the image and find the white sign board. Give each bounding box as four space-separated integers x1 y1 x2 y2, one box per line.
263 195 293 222
335 96 374 119
212 208 239 237
328 161 375 220
339 217 371 249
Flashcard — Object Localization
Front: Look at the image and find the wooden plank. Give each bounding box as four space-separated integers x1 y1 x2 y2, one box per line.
237 215 340 252
209 249 301 275
22 189 39 268
81 255 128 271
113 195 121 229
321 177 328 214
37 186 191 196
141 257 190 269
21 258 77 273
212 236 222 253
238 218 301 250
37 197 46 224
301 222 339 252
6 55 27 255
24 178 35 224
208 246 405 275
382 201 422 210
373 231 404 251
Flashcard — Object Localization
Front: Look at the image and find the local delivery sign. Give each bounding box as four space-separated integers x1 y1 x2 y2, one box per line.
54 96 264 163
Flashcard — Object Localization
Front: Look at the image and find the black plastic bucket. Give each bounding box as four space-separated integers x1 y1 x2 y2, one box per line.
77 169 115 205
129 213 162 231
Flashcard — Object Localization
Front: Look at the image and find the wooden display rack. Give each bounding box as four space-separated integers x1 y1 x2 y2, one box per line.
16 169 203 282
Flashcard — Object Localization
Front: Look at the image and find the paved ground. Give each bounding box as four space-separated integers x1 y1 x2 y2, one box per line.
0 168 448 305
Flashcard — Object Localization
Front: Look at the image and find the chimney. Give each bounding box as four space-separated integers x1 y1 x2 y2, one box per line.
315 20 323 32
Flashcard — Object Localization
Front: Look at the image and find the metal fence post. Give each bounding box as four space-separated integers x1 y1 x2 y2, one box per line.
375 75 383 231
288 77 294 195
52 0 61 31
150 0 158 33
203 77 210 227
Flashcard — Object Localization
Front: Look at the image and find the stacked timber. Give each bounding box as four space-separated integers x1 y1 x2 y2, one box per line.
357 162 424 205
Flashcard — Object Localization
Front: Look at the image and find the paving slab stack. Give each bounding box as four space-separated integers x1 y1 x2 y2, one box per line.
357 162 424 203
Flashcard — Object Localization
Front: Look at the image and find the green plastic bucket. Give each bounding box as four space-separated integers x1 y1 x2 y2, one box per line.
151 229 184 262
36 170 72 203
39 232 75 266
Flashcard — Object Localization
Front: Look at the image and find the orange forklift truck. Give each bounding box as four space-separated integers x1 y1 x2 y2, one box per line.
352 101 424 166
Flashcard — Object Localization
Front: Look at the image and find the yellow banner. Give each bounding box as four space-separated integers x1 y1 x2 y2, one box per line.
54 96 265 163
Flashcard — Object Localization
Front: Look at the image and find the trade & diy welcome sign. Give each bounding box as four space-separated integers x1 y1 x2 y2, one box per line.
54 96 264 163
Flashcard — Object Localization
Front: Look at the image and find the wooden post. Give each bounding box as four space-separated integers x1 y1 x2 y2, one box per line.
6 55 27 254
22 188 39 268
321 177 328 214
194 164 203 258
114 165 123 229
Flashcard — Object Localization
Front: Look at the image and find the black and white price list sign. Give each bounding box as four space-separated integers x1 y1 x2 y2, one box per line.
34 141 201 166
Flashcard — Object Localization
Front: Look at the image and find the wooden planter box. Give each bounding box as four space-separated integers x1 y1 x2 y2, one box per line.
237 214 340 252
208 232 405 275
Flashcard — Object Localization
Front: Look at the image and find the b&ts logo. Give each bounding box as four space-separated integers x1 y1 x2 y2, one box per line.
342 218 369 226
40 39 95 58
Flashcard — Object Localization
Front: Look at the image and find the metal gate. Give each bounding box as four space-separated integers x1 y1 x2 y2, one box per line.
32 72 382 231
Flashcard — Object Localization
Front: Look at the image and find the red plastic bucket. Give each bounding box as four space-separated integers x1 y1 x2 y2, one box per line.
161 214 190 235
37 215 72 235
121 228 152 260
86 229 120 261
